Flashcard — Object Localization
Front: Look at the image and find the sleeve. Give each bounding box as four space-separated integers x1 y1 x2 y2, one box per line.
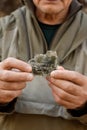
0 98 17 114
59 105 87 125
65 104 87 125
67 102 87 117
0 18 17 114
64 39 87 124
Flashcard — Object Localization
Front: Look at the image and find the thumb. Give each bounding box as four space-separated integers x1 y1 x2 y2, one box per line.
56 66 65 70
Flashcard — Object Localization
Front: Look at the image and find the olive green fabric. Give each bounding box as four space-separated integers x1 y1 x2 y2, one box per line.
0 0 87 130
0 113 87 130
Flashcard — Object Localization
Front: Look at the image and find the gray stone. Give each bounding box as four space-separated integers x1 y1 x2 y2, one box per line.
29 51 58 76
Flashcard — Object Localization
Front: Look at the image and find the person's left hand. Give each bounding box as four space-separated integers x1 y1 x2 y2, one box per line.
47 67 87 109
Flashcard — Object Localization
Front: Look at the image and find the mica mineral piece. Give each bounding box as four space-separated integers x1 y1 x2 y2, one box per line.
29 51 58 76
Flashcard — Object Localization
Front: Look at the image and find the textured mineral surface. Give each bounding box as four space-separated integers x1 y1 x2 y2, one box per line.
29 51 58 76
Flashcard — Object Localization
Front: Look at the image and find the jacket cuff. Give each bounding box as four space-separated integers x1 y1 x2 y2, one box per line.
0 98 17 113
67 102 87 117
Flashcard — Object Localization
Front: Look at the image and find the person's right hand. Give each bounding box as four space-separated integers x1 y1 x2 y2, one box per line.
0 57 34 104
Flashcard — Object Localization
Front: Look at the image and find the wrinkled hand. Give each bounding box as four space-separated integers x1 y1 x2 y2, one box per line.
0 58 34 103
47 67 87 109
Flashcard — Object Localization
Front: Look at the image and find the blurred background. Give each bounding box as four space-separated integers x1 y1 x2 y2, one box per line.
79 0 87 12
0 0 24 17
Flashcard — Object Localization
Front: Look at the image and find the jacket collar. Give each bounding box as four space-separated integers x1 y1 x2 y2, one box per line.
67 0 82 20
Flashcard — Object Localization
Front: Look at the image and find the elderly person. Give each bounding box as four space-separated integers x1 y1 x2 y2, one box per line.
0 0 87 130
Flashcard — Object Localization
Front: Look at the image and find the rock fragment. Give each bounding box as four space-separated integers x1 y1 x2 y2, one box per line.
29 51 58 76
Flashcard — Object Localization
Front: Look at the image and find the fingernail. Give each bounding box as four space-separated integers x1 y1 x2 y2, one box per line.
50 71 55 77
27 73 34 80
57 66 64 70
26 65 32 72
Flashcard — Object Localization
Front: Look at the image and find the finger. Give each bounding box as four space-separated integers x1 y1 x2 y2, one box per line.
50 69 85 85
52 92 78 109
1 57 32 72
0 70 34 82
48 77 81 96
0 81 26 90
0 90 22 103
49 83 79 105
56 66 64 70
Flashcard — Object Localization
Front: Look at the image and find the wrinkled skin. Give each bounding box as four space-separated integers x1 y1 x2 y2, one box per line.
0 58 34 103
47 67 87 109
33 0 72 24
32 0 87 110
0 0 87 110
